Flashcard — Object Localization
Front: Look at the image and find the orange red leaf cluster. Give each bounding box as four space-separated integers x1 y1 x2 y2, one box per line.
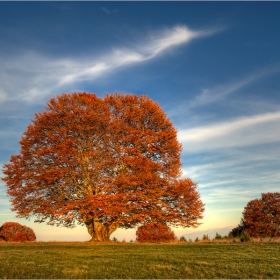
136 222 176 243
242 192 280 237
0 222 36 242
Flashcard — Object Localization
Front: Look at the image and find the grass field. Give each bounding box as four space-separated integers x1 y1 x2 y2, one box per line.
0 242 280 279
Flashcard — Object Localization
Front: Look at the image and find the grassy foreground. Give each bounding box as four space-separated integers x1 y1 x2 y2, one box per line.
0 242 280 279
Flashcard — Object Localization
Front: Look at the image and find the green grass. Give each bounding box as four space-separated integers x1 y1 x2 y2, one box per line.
0 242 280 279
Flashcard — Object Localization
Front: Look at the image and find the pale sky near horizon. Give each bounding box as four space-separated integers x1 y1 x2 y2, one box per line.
1 2 280 241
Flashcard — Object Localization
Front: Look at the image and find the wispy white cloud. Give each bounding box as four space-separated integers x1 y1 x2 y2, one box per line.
58 26 216 86
182 161 280 192
0 89 8 103
178 110 280 204
178 111 280 153
189 65 280 109
0 25 218 104
204 188 264 204
102 7 118 15
167 65 280 121
140 26 216 59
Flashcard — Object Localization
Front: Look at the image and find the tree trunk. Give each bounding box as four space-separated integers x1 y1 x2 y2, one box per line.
85 219 118 242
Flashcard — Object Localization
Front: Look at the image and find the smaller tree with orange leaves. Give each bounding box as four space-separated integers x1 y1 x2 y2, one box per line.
136 222 176 243
241 192 280 238
0 222 36 242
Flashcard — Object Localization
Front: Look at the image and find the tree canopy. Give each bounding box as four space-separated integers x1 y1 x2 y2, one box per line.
2 92 204 241
241 192 280 237
136 222 176 243
0 222 36 242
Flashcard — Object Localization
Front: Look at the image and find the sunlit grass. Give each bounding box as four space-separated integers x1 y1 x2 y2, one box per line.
0 242 279 279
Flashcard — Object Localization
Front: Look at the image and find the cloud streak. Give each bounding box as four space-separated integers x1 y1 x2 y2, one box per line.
58 26 215 86
101 7 118 14
178 111 280 153
0 25 217 104
166 65 280 121
189 65 280 109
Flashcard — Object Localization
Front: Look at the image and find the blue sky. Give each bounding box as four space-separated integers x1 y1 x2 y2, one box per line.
1 2 280 241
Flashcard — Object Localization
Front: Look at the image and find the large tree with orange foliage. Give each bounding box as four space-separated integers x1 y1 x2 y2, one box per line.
2 92 204 241
241 192 280 237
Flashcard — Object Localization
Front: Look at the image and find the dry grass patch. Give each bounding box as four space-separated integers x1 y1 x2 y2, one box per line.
0 242 280 278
